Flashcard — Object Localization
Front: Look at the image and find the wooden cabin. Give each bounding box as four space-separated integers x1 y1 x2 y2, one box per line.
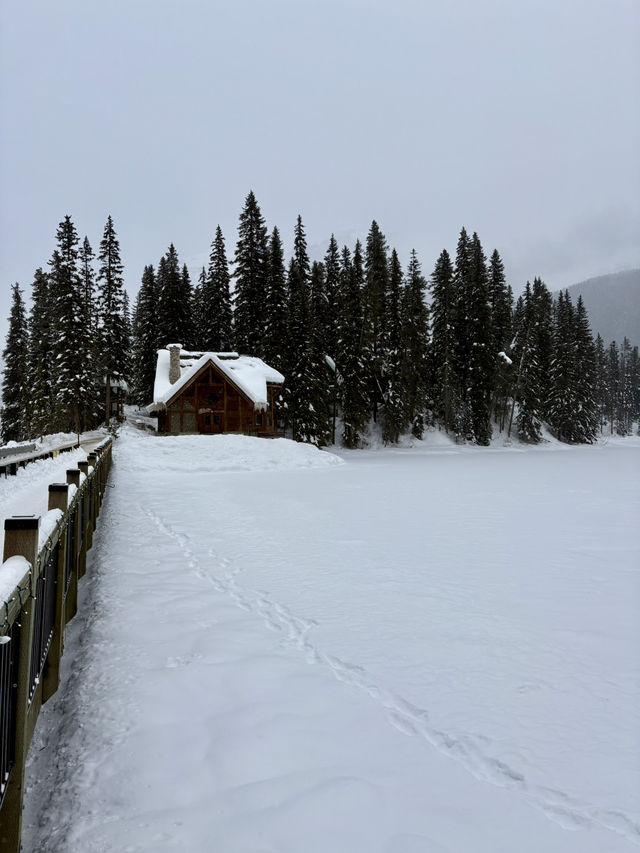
150 345 284 437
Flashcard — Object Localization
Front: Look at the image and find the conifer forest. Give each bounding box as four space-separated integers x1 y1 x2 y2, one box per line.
2 192 639 447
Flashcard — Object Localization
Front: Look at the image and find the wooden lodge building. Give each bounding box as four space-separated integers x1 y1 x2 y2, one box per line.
149 345 285 437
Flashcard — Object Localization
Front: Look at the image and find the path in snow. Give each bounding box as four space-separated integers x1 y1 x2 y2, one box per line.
21 428 640 852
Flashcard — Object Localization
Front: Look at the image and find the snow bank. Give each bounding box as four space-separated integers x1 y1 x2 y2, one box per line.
119 427 343 473
0 555 30 605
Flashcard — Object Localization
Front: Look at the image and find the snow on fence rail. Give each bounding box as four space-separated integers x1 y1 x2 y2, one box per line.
0 437 112 853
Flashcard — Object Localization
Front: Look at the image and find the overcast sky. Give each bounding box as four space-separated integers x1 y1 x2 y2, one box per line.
1 0 638 344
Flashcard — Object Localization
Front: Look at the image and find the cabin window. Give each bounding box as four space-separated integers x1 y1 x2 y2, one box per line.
213 414 220 425
267 414 272 427
255 413 264 426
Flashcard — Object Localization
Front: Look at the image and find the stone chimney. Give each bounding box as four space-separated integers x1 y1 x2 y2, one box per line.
168 344 182 385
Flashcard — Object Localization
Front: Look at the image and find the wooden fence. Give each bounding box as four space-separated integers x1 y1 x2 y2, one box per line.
0 438 113 852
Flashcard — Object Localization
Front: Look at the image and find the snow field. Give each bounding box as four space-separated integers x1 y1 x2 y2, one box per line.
21 426 640 852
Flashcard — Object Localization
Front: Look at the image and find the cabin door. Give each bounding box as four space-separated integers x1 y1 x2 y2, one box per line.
197 383 225 433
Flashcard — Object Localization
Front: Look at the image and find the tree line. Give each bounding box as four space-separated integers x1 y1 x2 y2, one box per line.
2 215 130 441
3 192 639 446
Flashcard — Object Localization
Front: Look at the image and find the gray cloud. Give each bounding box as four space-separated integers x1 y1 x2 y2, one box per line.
1 0 638 343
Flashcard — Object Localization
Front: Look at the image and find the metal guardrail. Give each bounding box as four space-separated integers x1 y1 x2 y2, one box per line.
0 439 83 477
0 445 37 460
0 437 113 852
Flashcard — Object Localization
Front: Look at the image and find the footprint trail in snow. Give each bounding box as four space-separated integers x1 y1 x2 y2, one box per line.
143 504 640 848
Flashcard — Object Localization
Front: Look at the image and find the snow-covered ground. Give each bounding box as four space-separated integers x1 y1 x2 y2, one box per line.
21 427 640 852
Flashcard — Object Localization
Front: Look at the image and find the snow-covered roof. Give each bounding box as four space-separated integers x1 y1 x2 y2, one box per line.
151 348 284 412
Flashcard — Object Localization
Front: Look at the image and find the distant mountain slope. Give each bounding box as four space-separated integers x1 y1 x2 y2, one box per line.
557 270 640 345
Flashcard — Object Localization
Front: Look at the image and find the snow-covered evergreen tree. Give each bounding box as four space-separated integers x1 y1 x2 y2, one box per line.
381 248 405 443
465 232 493 444
488 249 513 430
263 226 288 372
1 283 29 442
430 249 459 434
202 225 232 351
27 267 54 436
322 234 341 360
233 191 268 354
400 249 430 438
282 216 327 444
156 244 193 348
131 264 158 405
617 337 635 435
96 215 129 423
79 236 96 334
337 242 369 447
510 284 543 442
363 221 390 423
49 216 95 433
191 267 207 351
547 291 598 443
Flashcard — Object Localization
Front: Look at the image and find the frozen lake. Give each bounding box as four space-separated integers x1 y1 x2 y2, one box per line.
22 428 640 851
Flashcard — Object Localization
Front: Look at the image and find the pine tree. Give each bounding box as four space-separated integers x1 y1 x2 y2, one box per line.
464 233 493 444
617 337 634 435
202 225 232 351
27 267 54 435
381 248 405 443
400 250 430 438
531 277 554 420
131 264 158 405
96 215 128 423
452 227 472 438
322 234 341 359
282 216 326 443
49 216 95 433
488 249 513 430
79 236 96 334
430 249 459 433
191 267 207 351
630 345 640 431
1 283 30 442
233 191 268 354
363 221 390 422
593 333 607 432
337 242 369 447
604 341 620 434
547 291 598 443
510 284 543 442
156 244 193 348
263 226 289 371
571 295 599 442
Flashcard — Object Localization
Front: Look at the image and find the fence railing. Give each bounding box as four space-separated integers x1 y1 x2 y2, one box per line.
0 439 82 478
0 437 112 852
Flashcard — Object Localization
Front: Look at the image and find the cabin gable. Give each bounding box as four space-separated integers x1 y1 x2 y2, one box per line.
156 354 282 437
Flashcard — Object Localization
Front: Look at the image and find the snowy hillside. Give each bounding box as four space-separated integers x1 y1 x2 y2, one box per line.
561 268 640 344
21 428 640 852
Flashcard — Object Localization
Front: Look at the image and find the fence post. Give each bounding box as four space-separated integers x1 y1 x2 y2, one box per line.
65 470 81 619
0 517 39 853
41 485 68 703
